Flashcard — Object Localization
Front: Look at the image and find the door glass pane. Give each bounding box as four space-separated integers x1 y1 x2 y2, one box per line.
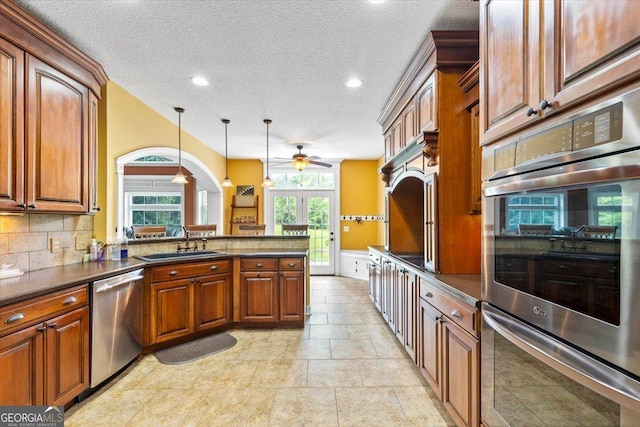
274 196 297 234
308 196 330 265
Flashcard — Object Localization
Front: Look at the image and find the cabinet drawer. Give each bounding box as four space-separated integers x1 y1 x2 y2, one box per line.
419 280 477 336
241 258 278 271
151 259 231 282
0 285 88 336
279 258 304 271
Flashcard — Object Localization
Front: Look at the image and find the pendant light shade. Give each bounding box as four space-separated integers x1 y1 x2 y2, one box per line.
171 107 188 184
262 119 274 188
221 119 234 187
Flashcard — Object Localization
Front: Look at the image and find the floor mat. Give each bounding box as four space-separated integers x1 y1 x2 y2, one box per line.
154 332 237 365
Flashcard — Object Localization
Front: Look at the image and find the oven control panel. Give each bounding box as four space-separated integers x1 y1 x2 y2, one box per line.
493 102 624 173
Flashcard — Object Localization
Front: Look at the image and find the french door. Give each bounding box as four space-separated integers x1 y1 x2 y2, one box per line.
267 190 335 275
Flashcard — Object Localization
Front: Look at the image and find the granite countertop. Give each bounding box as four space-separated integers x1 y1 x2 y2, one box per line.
368 245 482 307
0 248 309 307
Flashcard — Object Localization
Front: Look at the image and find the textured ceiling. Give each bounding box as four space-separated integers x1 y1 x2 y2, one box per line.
15 0 479 162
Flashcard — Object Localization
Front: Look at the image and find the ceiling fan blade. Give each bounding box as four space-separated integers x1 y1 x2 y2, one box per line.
309 155 321 160
309 159 332 168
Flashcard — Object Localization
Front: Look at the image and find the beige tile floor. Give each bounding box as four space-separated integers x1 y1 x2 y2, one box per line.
66 276 456 426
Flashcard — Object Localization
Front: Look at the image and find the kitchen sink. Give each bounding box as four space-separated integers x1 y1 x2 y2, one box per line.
135 250 227 262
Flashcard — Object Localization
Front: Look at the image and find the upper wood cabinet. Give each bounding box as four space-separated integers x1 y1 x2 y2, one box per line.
480 0 640 145
0 1 107 213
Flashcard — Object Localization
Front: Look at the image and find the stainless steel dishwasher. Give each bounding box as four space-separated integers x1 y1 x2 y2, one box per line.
91 268 144 387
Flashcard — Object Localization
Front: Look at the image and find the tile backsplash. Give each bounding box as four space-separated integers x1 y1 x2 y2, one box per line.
0 214 93 273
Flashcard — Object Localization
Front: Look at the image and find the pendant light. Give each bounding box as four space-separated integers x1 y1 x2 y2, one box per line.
221 118 234 187
171 107 188 184
262 119 274 188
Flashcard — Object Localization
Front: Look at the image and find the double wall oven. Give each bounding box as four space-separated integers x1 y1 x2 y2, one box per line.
482 87 640 426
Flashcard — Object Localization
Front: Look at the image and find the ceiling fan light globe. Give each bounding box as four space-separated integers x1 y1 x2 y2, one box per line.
292 158 309 171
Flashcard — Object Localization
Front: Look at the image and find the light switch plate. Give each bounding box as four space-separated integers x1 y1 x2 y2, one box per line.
50 237 61 253
343 226 350 232
75 236 88 251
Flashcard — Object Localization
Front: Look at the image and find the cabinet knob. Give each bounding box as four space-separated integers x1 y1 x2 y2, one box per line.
37 326 46 332
288 263 296 267
256 263 264 268
47 323 57 329
210 265 218 271
169 270 179 276
5 313 26 324
525 106 538 117
16 203 26 209
538 99 551 111
27 203 36 209
62 296 77 305
425 292 433 298
451 310 462 319
93 206 101 212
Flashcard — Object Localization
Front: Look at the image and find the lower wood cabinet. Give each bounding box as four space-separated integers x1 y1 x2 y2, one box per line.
0 285 89 406
149 259 231 345
240 257 305 323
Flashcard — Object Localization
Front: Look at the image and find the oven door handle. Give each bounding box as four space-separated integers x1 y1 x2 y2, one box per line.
482 303 640 407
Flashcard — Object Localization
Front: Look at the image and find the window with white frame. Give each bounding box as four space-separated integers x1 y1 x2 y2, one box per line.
506 193 564 231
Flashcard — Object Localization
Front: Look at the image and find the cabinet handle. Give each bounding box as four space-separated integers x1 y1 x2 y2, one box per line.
62 296 77 305
288 263 296 267
36 326 46 332
558 265 566 270
47 323 57 329
525 106 538 117
538 99 551 111
5 313 26 324
451 310 462 319
256 263 264 268
27 203 36 209
210 265 218 271
190 278 196 284
169 270 179 276
425 292 433 298
93 206 101 212
16 203 26 209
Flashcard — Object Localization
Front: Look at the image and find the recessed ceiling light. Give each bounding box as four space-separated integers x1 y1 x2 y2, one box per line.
369 0 386 3
190 76 209 86
346 78 363 88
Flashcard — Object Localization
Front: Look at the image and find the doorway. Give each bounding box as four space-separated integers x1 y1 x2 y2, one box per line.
267 190 335 275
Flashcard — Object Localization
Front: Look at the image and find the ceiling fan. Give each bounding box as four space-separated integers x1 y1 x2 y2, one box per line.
279 145 332 171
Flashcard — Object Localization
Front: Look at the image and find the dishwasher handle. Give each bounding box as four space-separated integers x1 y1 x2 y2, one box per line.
95 275 144 293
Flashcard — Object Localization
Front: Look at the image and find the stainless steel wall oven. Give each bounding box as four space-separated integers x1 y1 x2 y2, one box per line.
482 87 640 426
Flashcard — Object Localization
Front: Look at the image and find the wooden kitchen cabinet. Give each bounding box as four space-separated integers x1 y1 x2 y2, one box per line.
0 2 107 213
0 285 89 406
149 259 232 344
239 257 305 323
480 0 640 145
418 279 480 427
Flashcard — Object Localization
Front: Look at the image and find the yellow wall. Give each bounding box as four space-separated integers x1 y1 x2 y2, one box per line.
377 156 386 246
340 160 383 249
96 81 226 241
225 159 265 234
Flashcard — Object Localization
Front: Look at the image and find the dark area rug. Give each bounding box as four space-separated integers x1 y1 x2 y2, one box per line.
154 332 237 365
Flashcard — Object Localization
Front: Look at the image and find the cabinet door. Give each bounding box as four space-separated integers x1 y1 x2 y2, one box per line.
419 299 443 399
395 266 406 344
442 317 480 427
279 271 304 322
403 103 417 145
45 306 89 406
391 119 403 158
424 173 438 272
240 272 278 322
469 104 481 215
88 91 99 213
544 0 640 115
404 272 417 363
0 37 24 211
384 131 393 161
418 73 437 132
480 0 542 144
150 279 194 344
0 323 44 405
196 273 232 331
26 55 89 212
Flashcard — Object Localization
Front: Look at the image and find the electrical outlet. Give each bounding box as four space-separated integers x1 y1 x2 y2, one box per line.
50 237 61 253
343 226 350 232
75 236 88 251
